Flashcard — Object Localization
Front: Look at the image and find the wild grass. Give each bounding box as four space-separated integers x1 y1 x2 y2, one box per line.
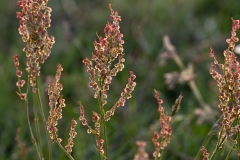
12 0 240 160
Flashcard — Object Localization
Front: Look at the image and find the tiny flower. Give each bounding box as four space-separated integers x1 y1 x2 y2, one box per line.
97 139 104 154
92 112 100 123
16 79 26 87
18 93 27 100
200 146 210 160
82 118 87 126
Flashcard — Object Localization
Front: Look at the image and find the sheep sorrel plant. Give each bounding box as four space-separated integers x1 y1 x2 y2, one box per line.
46 3 136 160
78 4 136 159
151 90 182 159
14 0 136 159
14 0 54 159
200 19 240 159
46 64 77 160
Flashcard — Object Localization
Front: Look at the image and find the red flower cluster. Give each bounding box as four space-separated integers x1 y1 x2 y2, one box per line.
82 4 125 103
152 90 172 158
46 64 65 143
14 55 26 100
79 5 136 158
200 146 210 160
104 71 136 121
17 0 55 92
209 19 240 144
65 119 77 154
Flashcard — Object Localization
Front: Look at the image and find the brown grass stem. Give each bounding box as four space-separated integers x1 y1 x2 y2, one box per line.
163 35 208 110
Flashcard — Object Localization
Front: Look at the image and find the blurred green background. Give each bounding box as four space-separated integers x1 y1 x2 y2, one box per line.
1 0 240 159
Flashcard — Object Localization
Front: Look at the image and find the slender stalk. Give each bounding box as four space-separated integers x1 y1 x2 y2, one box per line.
33 93 43 158
25 100 42 160
36 79 52 160
160 150 164 160
25 76 41 160
96 91 102 160
225 147 233 160
194 116 222 160
101 86 108 159
54 134 74 160
163 35 207 109
210 135 226 160
98 77 108 159
103 121 108 159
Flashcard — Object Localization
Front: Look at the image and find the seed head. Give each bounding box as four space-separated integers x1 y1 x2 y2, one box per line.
17 0 54 92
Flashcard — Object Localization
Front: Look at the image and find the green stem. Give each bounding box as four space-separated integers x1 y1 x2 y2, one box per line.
210 135 226 160
25 100 42 159
36 79 52 160
160 150 163 160
55 136 74 160
98 77 108 159
225 146 233 160
25 76 41 159
103 121 108 159
194 115 223 160
33 93 43 158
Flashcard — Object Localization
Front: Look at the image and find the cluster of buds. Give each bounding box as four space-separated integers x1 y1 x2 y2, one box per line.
200 146 210 160
16 0 55 92
65 119 77 154
104 71 136 121
47 64 78 155
133 141 149 160
209 19 240 143
97 139 105 155
78 102 87 126
46 64 65 143
78 102 100 137
82 4 125 104
14 55 27 100
152 90 173 158
79 102 104 155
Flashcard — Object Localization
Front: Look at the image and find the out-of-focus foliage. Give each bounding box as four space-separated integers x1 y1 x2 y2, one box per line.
1 0 240 159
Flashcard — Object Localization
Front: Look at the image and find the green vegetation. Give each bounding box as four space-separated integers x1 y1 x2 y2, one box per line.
1 0 240 159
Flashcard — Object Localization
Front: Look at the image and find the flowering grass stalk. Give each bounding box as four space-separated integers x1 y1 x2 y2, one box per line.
15 0 55 159
78 4 136 160
201 18 240 159
46 64 76 160
152 90 182 160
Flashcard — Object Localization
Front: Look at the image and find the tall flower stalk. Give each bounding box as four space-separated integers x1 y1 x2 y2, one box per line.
15 0 55 159
203 18 240 159
152 90 182 160
79 4 136 159
46 64 76 160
